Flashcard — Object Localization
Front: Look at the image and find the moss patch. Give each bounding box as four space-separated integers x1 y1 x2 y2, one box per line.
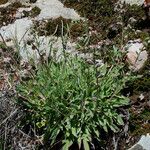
63 1 148 41
30 6 41 17
23 6 41 18
33 17 71 36
33 17 87 38
129 108 150 136
0 2 23 27
122 4 145 26
64 0 118 39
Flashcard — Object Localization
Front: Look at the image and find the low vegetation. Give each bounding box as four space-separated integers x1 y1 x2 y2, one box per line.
0 0 150 149
16 47 136 149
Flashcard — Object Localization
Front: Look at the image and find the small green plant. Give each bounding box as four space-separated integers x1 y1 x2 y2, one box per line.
0 139 3 150
17 48 134 149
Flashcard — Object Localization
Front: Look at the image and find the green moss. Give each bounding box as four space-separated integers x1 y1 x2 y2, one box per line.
64 0 118 39
33 17 87 38
22 5 40 18
124 29 149 42
69 20 87 39
129 108 150 136
131 75 150 92
33 17 70 36
122 4 145 26
10 1 23 8
0 42 6 49
30 6 41 18
63 1 146 44
0 2 23 27
45 17 71 36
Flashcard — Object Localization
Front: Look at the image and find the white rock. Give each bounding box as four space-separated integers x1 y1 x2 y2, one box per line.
126 51 137 65
126 41 143 53
120 0 144 5
0 18 33 42
19 35 78 62
0 2 10 8
125 40 148 71
139 93 144 100
134 50 148 71
35 0 81 20
129 134 150 150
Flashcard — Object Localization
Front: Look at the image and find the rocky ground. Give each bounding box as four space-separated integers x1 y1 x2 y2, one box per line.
0 0 150 149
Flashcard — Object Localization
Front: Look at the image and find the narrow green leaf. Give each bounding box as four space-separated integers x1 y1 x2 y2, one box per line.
117 115 124 125
77 138 82 149
103 125 108 132
83 139 90 150
71 127 77 137
94 130 99 137
62 140 73 150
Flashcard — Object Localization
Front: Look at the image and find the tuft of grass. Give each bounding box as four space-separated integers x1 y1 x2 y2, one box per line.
33 17 86 39
17 47 135 149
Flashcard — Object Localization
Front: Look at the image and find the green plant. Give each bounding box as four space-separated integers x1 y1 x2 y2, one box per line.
0 139 3 150
64 0 118 39
17 48 134 149
129 108 150 136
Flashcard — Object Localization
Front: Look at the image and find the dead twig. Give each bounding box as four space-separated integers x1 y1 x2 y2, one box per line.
0 33 7 46
0 108 20 127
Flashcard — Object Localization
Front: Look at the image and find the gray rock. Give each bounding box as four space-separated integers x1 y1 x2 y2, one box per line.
0 0 81 62
129 134 150 150
120 0 144 5
129 144 145 150
124 40 148 71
